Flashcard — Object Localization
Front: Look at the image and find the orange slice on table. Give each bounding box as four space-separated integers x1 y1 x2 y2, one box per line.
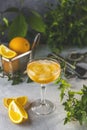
16 96 28 107
0 44 17 59
8 100 28 124
3 96 28 108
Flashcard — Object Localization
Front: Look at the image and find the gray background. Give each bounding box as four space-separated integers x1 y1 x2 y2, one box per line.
0 0 57 42
0 0 57 14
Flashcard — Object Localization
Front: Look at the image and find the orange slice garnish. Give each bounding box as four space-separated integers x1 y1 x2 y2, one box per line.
0 44 17 59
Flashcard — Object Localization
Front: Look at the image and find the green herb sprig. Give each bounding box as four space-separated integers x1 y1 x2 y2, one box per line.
7 71 32 85
45 0 87 52
8 72 23 85
55 75 71 101
58 79 87 125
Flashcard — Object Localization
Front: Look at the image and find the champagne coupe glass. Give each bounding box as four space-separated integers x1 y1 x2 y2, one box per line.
27 58 61 115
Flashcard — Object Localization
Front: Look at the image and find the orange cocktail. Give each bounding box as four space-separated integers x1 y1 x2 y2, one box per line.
27 59 60 84
27 59 61 115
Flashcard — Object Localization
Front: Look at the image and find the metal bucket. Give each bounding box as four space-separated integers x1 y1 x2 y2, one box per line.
0 33 40 77
1 50 32 76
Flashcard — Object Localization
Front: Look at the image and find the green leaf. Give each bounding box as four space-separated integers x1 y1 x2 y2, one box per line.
56 76 71 101
8 13 28 40
26 10 46 33
3 17 9 27
45 0 87 50
4 7 19 13
82 6 87 11
61 84 87 125
27 77 33 83
60 86 65 101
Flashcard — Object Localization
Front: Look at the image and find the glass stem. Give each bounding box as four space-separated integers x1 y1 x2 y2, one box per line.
41 84 46 105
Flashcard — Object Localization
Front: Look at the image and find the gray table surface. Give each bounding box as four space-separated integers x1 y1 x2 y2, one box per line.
0 44 87 130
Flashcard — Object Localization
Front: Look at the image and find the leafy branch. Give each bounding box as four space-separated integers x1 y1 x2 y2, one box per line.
45 0 87 52
7 71 32 85
0 0 46 42
55 75 71 101
58 78 87 125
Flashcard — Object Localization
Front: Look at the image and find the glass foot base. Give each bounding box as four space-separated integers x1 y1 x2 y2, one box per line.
30 99 55 115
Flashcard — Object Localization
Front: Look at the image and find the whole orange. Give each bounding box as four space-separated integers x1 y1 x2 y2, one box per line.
9 37 30 54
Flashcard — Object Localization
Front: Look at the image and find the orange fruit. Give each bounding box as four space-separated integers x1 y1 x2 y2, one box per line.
2 59 19 74
8 100 28 124
3 96 28 108
9 37 30 54
16 96 28 107
0 44 17 59
3 98 13 108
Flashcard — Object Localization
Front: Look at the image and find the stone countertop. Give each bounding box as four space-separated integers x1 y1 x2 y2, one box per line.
0 76 87 130
0 44 87 130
